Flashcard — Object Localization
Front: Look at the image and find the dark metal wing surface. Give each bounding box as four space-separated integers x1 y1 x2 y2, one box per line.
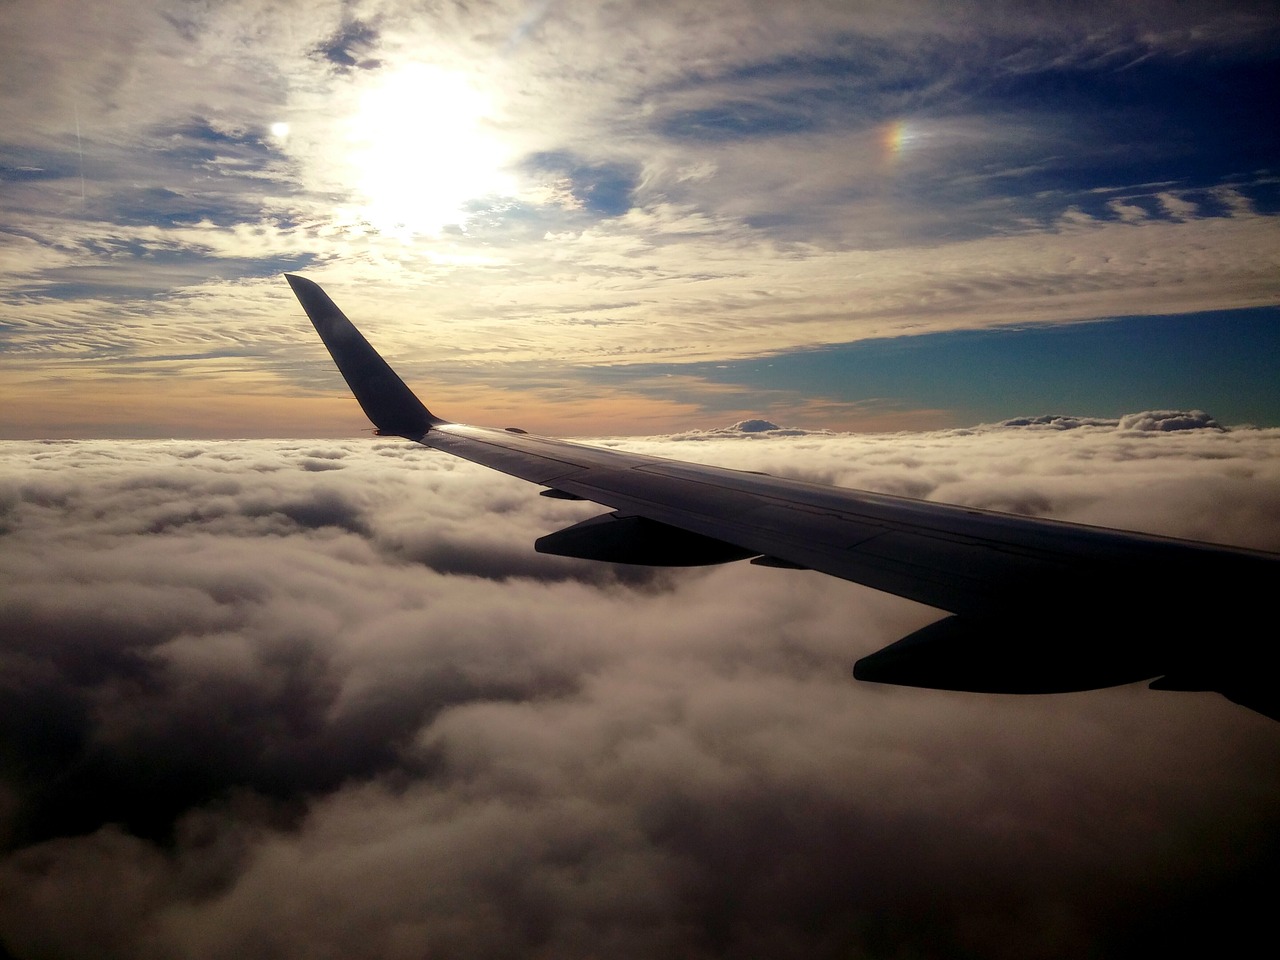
287 274 1279 719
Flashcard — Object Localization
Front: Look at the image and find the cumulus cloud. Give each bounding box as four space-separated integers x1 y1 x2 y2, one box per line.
1000 410 1226 432
1 426 1277 958
1000 414 1123 429
661 418 826 440
1116 409 1224 432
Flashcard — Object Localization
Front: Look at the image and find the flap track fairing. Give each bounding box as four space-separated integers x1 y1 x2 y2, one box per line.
536 513 757 566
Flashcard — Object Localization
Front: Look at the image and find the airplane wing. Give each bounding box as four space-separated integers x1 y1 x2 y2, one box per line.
286 274 1279 719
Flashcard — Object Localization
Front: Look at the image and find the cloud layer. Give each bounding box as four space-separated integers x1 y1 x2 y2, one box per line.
1 422 1277 958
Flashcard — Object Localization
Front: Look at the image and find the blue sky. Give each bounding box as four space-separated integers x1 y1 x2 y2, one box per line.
0 1 1277 436
587 306 1280 429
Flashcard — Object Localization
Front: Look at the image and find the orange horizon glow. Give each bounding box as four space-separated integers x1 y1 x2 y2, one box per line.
0 366 957 440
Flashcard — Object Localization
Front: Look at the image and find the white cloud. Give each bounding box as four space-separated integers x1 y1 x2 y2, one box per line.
1156 191 1199 220
1116 409 1223 432
1 0 1277 403
0 426 1277 957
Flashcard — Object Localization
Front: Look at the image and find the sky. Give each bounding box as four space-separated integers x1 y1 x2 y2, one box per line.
1 0 1278 437
2 4 1280 957
1 424 1279 960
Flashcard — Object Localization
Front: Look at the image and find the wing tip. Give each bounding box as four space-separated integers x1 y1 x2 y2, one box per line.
285 273 441 438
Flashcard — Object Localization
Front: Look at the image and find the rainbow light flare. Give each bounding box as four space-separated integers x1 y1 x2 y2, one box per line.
882 119 914 162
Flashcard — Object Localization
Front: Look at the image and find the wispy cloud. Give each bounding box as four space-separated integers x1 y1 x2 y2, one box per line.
0 0 1277 436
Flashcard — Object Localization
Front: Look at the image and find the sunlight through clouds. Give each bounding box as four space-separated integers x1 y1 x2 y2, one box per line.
344 64 516 235
881 119 919 163
0 0 1277 432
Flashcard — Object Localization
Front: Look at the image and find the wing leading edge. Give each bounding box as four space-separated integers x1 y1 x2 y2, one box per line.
286 274 1280 720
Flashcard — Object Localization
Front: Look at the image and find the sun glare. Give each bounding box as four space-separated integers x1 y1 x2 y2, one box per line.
346 65 514 236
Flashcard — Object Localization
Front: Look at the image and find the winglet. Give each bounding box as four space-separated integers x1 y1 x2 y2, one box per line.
286 274 441 439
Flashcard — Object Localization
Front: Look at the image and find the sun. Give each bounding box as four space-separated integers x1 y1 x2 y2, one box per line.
345 65 515 235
